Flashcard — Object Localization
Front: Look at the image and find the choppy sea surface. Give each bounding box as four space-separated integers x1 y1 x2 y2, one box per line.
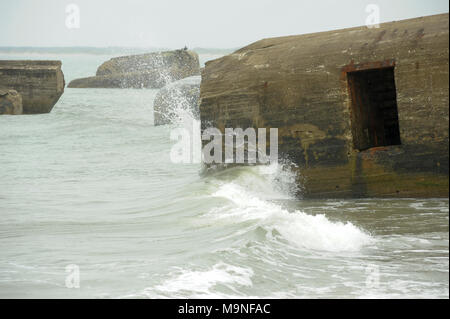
0 52 448 298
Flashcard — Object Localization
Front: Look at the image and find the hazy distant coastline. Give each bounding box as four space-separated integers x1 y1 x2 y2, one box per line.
0 46 235 55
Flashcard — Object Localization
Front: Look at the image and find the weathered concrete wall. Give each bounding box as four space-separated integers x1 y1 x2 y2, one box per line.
0 89 23 115
200 13 449 198
0 60 65 114
68 50 200 88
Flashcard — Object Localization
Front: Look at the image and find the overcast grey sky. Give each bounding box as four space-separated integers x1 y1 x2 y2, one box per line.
1 0 448 48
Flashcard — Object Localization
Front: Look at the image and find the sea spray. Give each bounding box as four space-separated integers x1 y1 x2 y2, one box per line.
154 75 201 126
154 75 202 163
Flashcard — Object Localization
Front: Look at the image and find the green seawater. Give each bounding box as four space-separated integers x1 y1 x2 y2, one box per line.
0 52 448 298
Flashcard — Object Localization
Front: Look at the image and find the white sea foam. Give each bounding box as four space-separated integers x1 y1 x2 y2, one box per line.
206 163 373 252
143 262 254 298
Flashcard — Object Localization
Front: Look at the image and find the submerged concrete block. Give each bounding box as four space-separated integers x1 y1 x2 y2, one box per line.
0 60 65 114
68 50 200 89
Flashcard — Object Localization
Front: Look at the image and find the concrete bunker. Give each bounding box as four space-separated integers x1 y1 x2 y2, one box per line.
199 13 449 198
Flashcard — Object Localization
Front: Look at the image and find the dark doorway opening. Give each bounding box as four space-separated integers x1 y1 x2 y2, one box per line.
347 67 401 151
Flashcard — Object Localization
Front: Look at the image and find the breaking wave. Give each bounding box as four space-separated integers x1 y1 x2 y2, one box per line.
203 163 373 252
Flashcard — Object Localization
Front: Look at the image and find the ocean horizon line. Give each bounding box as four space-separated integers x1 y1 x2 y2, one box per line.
0 46 237 55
